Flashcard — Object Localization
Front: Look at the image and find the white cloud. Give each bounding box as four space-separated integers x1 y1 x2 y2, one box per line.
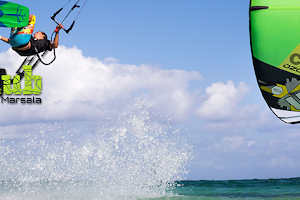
195 80 251 120
0 47 201 124
0 48 278 132
0 47 287 139
264 156 299 168
221 136 256 151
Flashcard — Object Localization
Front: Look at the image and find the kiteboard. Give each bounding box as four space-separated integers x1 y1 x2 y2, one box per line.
0 1 29 28
250 0 300 123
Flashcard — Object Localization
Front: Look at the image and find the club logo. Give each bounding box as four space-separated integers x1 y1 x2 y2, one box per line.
0 65 42 104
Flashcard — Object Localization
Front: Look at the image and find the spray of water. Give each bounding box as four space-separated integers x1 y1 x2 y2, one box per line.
0 103 192 200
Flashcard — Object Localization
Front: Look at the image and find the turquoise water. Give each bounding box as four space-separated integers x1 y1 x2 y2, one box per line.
161 178 300 200
0 178 300 199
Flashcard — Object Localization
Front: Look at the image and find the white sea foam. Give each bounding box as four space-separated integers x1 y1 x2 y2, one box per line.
0 103 192 200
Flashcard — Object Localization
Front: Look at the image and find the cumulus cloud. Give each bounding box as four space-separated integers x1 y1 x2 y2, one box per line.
0 47 201 124
0 47 276 132
0 47 285 134
195 81 251 120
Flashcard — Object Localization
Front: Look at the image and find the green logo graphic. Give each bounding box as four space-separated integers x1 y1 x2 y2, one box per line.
0 65 42 95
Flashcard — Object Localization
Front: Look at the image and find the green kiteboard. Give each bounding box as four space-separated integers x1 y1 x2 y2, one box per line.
0 1 29 28
250 0 300 123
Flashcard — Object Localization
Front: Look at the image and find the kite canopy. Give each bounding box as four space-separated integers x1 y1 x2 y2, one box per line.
0 1 29 28
250 0 300 124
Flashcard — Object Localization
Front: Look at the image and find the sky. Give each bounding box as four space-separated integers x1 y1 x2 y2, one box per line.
0 0 299 181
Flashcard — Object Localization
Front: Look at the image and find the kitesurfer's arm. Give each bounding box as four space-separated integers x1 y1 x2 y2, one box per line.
51 23 64 49
0 36 9 44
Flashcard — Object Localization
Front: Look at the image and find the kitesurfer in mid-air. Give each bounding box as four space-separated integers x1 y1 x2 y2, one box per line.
0 15 64 56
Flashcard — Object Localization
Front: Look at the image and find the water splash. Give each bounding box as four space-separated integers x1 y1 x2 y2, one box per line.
0 103 192 200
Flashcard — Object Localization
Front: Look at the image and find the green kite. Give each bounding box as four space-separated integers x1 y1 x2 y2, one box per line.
250 0 300 123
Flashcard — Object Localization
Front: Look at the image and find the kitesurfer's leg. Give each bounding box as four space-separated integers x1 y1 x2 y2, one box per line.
9 15 36 48
28 15 33 23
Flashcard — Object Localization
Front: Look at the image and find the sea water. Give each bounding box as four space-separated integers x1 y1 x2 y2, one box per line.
163 178 300 199
0 178 300 200
0 103 299 200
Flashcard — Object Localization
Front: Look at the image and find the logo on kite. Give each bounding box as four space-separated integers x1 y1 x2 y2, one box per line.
290 53 300 66
278 44 300 76
260 78 300 111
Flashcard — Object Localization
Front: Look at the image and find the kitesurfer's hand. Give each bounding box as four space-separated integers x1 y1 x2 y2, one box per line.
56 23 64 32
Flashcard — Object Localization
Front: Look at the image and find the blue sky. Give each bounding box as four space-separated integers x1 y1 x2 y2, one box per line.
0 0 299 181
